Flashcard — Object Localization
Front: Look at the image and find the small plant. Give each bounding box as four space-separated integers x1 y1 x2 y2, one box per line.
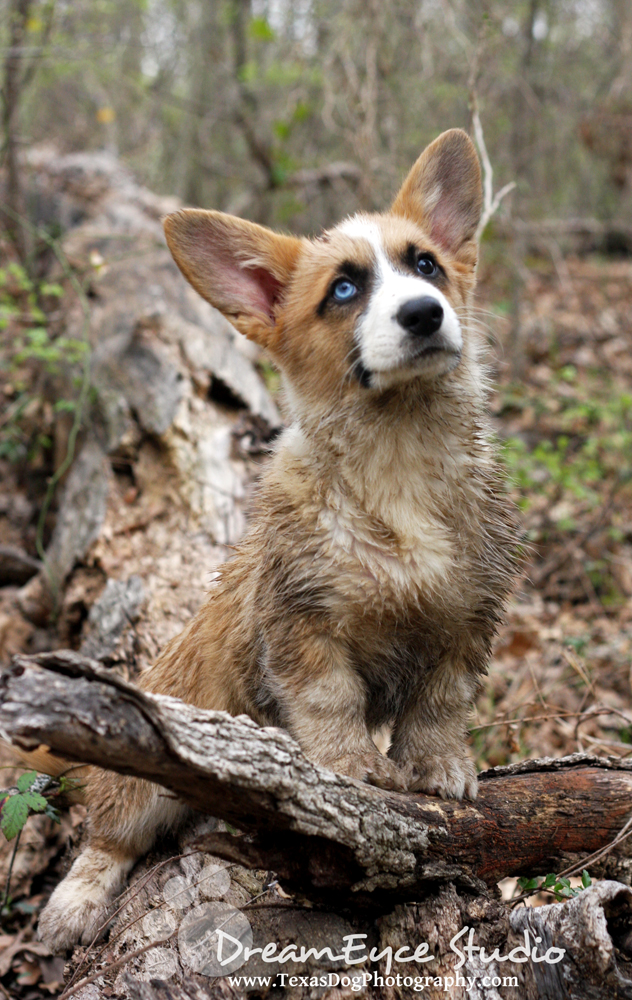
0 771 60 840
13 325 88 373
517 869 592 902
0 261 87 468
0 770 75 917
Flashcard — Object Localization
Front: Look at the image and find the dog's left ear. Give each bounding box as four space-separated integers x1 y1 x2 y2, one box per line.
391 129 482 263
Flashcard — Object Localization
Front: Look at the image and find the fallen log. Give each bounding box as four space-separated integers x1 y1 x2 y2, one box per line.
57 878 632 1000
1 650 632 909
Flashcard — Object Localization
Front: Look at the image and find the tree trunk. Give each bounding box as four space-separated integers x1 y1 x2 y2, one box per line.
1 0 31 261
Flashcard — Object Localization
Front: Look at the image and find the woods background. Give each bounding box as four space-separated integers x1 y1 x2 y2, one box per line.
5 0 632 234
2 1 632 999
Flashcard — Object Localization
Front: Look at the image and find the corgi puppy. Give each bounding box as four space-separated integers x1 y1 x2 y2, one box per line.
37 129 519 953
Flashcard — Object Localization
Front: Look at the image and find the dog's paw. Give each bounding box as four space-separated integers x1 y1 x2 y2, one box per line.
38 890 106 954
38 847 133 953
403 753 478 800
328 751 408 791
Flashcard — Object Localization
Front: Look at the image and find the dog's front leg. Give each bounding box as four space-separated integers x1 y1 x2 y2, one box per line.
38 768 187 952
389 658 480 801
264 624 407 791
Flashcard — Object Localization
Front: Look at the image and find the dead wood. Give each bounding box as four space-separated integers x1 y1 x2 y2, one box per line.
2 650 632 912
8 148 281 644
373 881 632 1000
50 859 632 1000
501 216 632 254
3 652 632 999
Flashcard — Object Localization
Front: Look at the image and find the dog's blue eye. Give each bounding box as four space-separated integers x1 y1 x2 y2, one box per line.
332 278 358 302
417 255 437 277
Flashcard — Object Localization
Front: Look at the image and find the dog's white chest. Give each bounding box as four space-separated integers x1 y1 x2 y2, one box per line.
318 497 454 599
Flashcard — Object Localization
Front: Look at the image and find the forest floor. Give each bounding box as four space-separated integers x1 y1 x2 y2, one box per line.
1 242 632 998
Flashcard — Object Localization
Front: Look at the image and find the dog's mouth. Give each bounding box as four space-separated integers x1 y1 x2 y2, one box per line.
354 341 461 389
408 341 461 362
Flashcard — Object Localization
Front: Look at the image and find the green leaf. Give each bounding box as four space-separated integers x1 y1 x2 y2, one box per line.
542 873 557 889
273 120 291 140
238 59 258 84
581 870 592 888
292 100 311 123
21 791 48 812
16 771 37 792
45 804 61 824
1 795 29 840
40 283 63 297
26 327 49 346
58 775 82 795
518 876 540 891
248 16 275 41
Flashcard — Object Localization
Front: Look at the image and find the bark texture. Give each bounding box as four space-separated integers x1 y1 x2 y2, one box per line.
3 653 632 998
2 651 632 902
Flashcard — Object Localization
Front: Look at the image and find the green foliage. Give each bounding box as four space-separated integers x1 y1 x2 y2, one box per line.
0 772 61 842
500 386 632 511
0 796 30 842
517 870 592 902
248 17 275 43
0 261 88 466
13 327 88 373
3 0 631 239
259 359 281 395
0 769 77 915
502 435 603 505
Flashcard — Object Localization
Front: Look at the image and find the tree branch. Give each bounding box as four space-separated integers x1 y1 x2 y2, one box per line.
1 651 632 907
470 100 516 241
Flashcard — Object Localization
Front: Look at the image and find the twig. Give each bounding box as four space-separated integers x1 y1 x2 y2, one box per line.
62 876 275 999
527 658 548 710
468 94 516 240
544 236 573 294
0 827 21 918
582 734 632 754
470 710 583 732
473 704 632 741
556 815 632 879
510 814 632 907
20 0 56 93
58 933 178 1000
562 648 595 697
574 704 632 745
65 850 204 990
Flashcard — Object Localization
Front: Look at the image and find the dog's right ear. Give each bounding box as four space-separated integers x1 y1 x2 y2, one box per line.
163 209 303 348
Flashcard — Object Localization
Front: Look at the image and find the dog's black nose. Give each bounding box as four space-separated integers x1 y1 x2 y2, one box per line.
397 296 443 337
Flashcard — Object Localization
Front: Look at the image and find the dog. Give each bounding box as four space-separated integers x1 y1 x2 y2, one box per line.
37 128 519 952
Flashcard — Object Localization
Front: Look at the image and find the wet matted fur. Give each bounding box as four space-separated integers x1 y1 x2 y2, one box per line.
38 129 520 953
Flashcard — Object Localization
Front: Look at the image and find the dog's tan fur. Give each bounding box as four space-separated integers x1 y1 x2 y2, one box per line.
37 130 519 952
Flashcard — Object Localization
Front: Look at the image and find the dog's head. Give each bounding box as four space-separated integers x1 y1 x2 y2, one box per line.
164 129 482 413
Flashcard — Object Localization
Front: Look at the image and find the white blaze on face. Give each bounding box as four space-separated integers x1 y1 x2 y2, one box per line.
336 215 462 380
